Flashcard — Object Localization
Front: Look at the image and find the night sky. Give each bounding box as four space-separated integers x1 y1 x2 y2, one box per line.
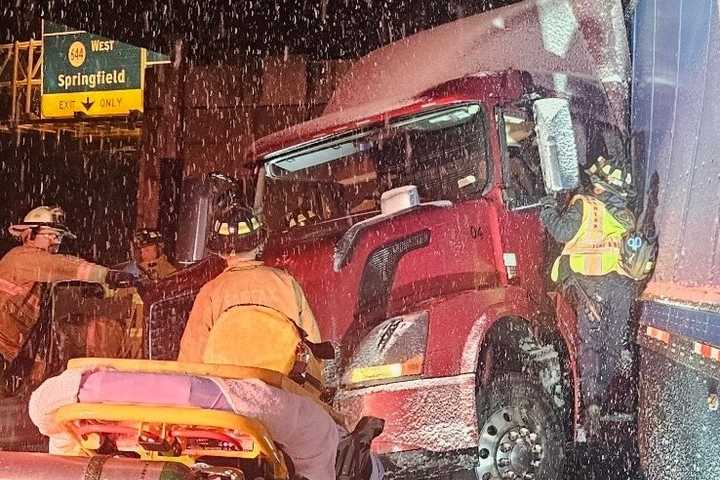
3 0 522 62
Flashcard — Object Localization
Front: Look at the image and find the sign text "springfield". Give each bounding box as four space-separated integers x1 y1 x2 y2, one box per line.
57 69 127 89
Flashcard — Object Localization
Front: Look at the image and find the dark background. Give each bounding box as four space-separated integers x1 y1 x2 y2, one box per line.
3 1 521 61
0 133 138 266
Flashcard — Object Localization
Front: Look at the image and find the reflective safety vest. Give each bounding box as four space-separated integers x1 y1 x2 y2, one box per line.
551 195 631 282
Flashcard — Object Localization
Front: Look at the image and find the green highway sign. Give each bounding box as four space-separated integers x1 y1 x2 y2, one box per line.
41 21 168 118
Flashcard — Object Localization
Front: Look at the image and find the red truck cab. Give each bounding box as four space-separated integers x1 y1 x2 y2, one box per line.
0 51 628 480
247 70 593 480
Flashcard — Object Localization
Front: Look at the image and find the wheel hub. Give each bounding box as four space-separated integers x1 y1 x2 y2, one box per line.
476 407 545 480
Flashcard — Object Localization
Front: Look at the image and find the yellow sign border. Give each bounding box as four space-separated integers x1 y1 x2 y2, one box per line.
41 89 143 118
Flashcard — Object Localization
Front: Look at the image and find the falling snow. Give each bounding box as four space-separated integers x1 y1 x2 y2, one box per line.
0 1 717 479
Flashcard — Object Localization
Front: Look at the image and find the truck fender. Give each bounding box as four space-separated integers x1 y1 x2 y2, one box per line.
460 303 576 425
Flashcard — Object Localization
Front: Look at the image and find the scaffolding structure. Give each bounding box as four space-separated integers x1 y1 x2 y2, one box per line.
0 40 142 139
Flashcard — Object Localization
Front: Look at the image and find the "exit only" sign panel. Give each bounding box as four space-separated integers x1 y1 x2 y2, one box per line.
41 21 144 119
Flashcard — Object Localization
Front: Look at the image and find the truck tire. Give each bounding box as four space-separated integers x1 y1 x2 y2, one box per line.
475 372 565 480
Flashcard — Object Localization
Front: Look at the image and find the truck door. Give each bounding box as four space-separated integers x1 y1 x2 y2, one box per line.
497 107 545 210
495 106 550 295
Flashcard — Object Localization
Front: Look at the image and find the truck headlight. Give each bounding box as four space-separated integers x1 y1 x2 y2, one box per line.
343 311 428 388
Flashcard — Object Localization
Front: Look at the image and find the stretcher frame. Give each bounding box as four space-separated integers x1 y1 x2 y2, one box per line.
55 358 296 479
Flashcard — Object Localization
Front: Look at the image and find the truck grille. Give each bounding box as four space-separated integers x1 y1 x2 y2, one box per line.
146 291 198 360
357 229 431 317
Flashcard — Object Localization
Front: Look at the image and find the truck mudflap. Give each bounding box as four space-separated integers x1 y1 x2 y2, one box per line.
0 452 193 480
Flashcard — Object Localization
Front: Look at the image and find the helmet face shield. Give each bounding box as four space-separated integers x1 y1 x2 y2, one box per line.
36 228 66 242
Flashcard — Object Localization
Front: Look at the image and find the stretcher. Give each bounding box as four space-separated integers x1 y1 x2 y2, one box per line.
52 357 330 480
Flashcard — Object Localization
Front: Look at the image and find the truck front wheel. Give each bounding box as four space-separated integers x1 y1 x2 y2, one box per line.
475 372 565 480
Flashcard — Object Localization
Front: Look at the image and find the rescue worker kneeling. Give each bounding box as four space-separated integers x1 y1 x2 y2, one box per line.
178 203 323 379
177 202 383 480
27 203 382 480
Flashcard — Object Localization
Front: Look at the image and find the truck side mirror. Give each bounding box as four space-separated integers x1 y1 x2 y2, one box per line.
533 98 580 194
175 173 242 265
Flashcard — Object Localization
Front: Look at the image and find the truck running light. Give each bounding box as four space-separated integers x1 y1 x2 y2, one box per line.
349 355 424 384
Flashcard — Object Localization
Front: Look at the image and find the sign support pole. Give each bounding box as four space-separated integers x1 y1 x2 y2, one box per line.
136 38 186 231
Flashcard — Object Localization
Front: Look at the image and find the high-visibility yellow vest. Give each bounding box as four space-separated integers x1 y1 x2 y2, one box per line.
551 195 631 281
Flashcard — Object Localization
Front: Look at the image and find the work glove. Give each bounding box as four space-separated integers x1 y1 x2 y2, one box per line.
539 194 558 210
105 270 138 289
336 416 385 480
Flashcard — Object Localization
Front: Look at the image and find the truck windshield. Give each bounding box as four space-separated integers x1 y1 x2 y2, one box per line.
260 103 488 233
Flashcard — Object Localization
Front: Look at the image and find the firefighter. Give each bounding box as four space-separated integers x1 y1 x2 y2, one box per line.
117 228 177 359
124 228 177 281
0 206 136 378
285 194 321 229
177 202 322 363
539 156 637 436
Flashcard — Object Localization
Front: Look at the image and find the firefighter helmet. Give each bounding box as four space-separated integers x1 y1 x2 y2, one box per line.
586 156 634 197
133 228 164 248
9 206 77 239
206 203 266 254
